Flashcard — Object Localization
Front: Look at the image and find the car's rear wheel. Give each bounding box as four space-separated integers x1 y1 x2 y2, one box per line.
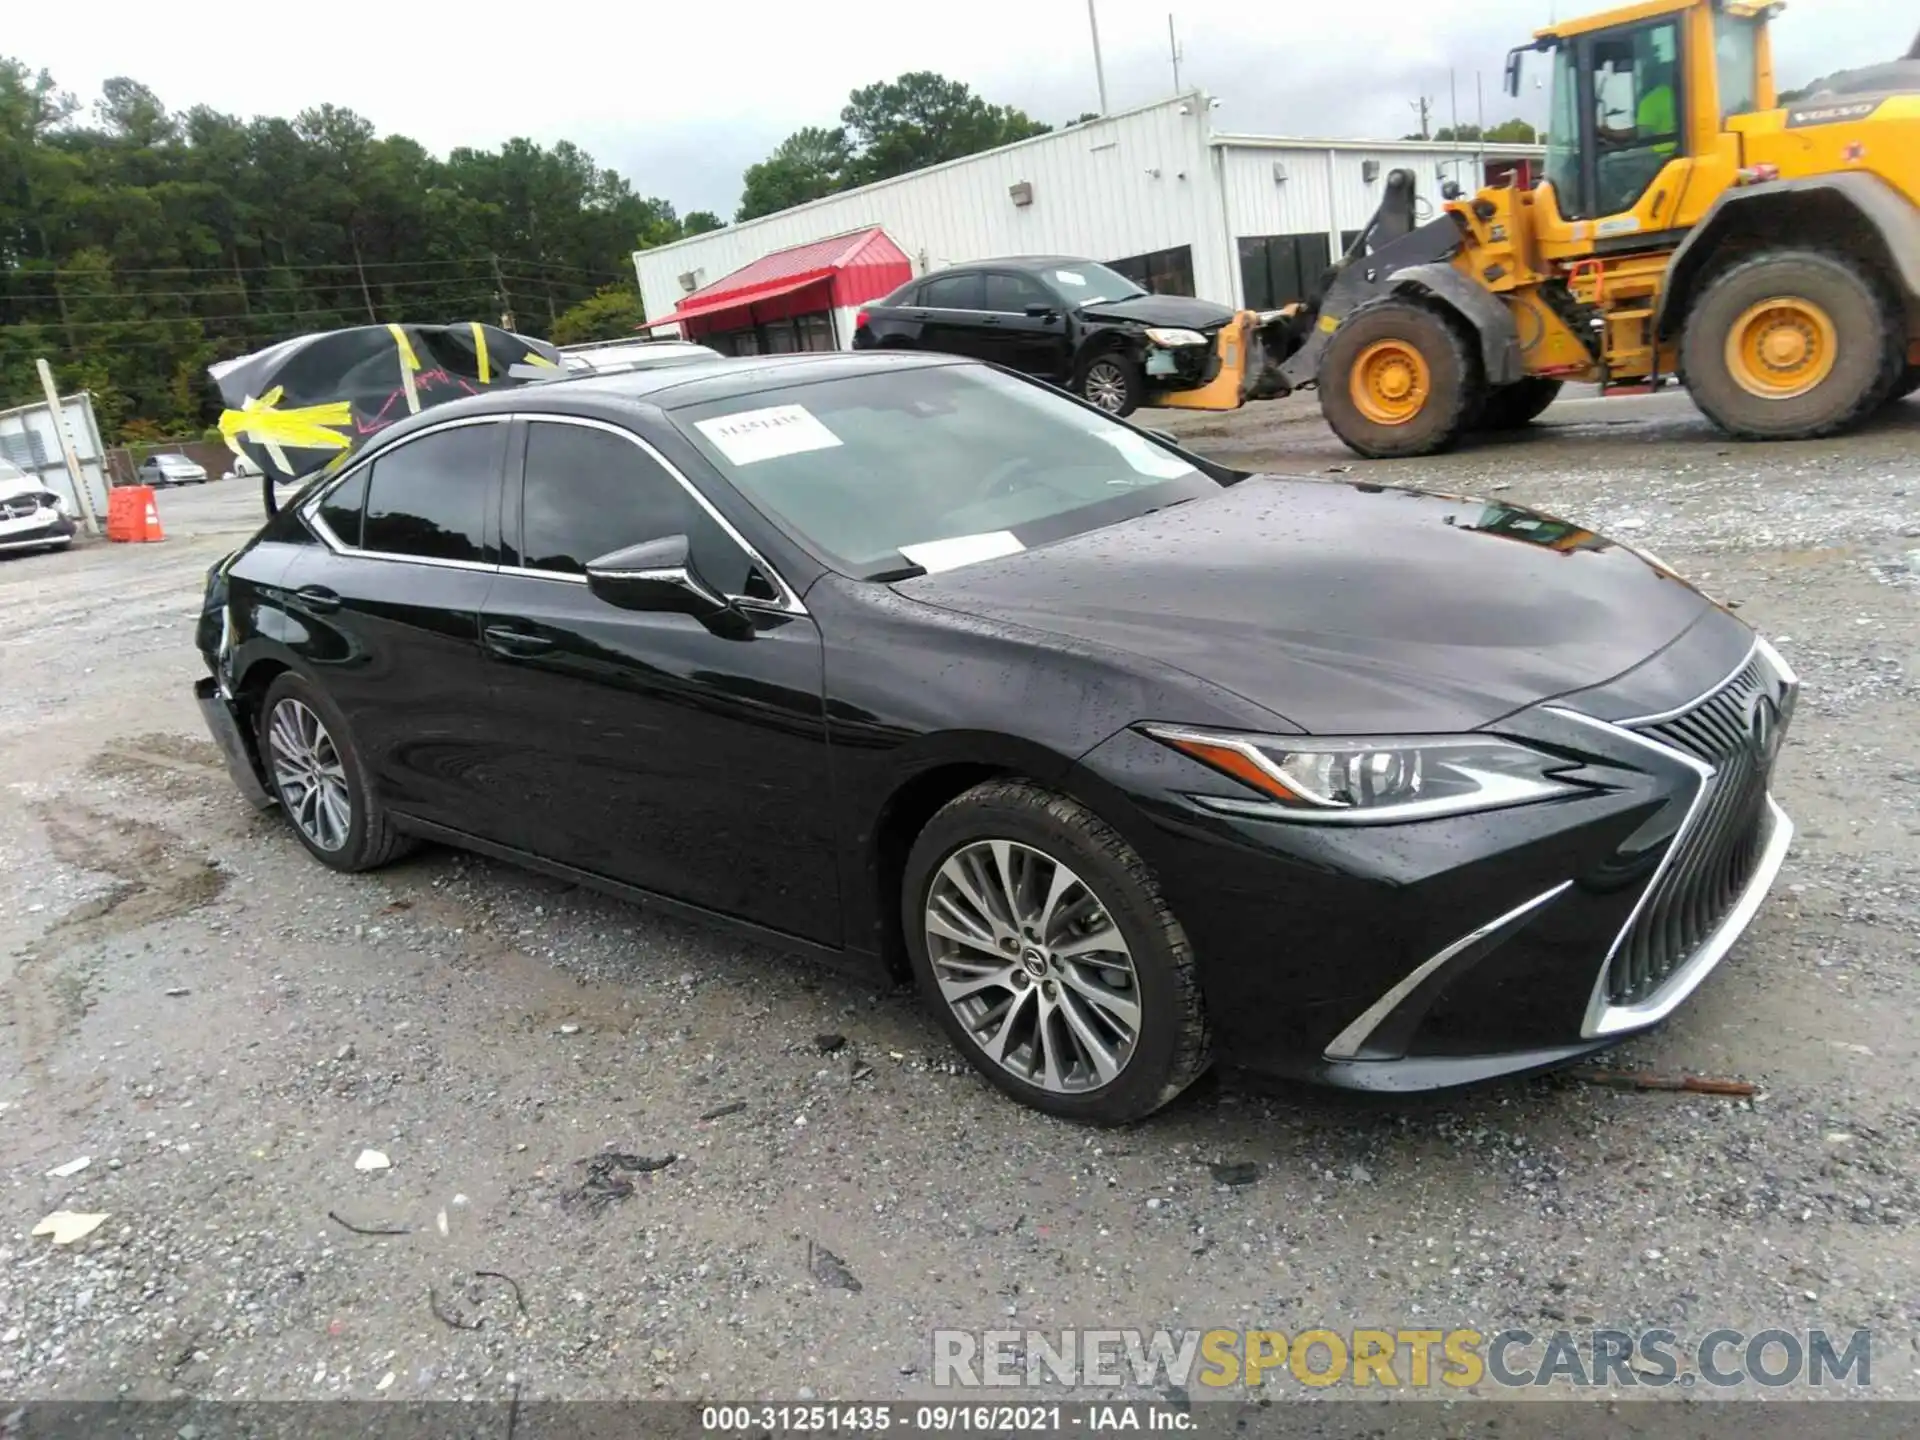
902 780 1210 1124
258 672 415 873
1076 354 1143 416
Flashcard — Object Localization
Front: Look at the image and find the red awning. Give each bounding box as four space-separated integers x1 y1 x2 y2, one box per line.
655 271 832 329
648 227 913 334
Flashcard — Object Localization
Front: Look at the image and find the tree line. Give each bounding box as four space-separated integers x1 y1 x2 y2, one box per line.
0 57 1094 441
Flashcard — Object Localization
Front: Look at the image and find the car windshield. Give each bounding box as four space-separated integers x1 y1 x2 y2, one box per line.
1045 262 1147 306
155 455 194 469
672 364 1221 578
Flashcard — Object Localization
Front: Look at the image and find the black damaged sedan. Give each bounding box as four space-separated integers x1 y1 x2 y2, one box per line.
195 350 1796 1123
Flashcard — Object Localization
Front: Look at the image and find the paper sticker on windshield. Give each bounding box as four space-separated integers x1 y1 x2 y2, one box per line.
899 531 1025 574
1053 270 1088 286
694 405 842 466
1095 430 1193 480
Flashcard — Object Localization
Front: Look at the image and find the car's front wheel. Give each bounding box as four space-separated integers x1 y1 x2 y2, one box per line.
257 672 416 873
902 780 1210 1124
1076 354 1143 417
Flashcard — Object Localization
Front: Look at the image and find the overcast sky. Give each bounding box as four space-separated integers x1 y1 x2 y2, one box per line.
9 1 1908 219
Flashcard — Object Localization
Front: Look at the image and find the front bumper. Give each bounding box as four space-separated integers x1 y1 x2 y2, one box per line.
0 514 77 552
194 676 276 811
1075 640 1798 1092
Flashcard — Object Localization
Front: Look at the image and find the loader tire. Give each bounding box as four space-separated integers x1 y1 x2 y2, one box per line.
1318 299 1480 459
1681 249 1902 441
1479 377 1564 430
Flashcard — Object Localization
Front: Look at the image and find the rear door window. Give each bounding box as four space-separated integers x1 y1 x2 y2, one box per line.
361 422 504 563
921 273 985 310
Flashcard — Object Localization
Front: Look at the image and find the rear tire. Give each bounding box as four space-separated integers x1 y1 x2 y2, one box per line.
1317 299 1481 458
257 672 417 873
1479 376 1564 430
901 780 1210 1125
1680 249 1901 441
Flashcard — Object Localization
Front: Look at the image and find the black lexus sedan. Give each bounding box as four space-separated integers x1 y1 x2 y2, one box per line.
194 349 1796 1124
852 256 1288 418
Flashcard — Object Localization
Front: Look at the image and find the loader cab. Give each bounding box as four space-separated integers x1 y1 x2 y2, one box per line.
1518 0 1773 249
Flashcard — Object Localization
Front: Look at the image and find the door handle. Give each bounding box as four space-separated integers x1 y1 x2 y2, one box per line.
483 624 555 657
294 584 341 614
909 310 930 320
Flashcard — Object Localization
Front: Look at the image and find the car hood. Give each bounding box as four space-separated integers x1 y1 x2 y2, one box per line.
1077 293 1235 330
896 478 1723 734
0 473 44 503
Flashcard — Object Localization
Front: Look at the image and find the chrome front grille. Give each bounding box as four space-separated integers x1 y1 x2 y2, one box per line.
1607 650 1785 1007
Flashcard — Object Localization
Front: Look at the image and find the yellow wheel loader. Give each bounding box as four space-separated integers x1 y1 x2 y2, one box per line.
1269 0 1920 459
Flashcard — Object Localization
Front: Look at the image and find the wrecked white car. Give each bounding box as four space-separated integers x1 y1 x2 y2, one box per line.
0 458 77 556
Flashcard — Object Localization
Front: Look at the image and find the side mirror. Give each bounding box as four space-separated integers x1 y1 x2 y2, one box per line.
585 535 739 629
1025 303 1059 320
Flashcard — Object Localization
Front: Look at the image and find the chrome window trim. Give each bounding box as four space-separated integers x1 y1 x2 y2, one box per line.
1323 881 1575 1061
300 414 507 569
297 410 808 616
517 413 808 616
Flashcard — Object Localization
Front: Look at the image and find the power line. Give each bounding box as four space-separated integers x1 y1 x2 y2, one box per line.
12 254 632 280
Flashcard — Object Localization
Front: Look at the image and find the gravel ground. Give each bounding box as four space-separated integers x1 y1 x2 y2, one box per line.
2 392 1918 1407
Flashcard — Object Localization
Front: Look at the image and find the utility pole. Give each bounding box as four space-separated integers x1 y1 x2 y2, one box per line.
1409 96 1432 140
489 253 515 332
231 251 251 316
1087 0 1110 114
1476 71 1487 179
35 359 100 537
350 231 377 323
1168 14 1183 94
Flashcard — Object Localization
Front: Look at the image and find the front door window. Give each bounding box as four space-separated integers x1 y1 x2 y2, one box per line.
1589 20 1683 218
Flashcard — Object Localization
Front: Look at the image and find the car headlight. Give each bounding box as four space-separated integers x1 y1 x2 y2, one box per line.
1143 726 1586 823
1143 327 1209 348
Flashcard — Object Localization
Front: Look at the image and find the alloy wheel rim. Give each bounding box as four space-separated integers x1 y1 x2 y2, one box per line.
923 839 1140 1094
267 698 352 852
1084 362 1128 412
1725 295 1837 399
1350 339 1431 425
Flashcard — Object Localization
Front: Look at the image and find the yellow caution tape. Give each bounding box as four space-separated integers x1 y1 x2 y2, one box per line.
470 321 491 384
218 386 353 476
386 324 421 372
518 351 559 369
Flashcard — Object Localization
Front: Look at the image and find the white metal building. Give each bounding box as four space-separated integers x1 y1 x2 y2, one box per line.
634 91 1543 348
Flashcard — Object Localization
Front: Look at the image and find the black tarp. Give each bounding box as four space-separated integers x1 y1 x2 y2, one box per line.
210 322 564 485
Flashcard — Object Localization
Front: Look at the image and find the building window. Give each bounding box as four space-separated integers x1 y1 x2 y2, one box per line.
1339 229 1364 255
1106 245 1195 297
1238 232 1333 310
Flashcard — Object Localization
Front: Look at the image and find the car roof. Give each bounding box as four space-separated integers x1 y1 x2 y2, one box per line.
352 349 969 449
936 256 1096 274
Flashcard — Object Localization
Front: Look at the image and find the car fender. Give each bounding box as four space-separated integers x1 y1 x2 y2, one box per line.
1387 262 1525 386
1069 327 1143 378
1654 171 1920 338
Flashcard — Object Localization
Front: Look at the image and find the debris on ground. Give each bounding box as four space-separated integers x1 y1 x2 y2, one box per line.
1572 1069 1758 1097
699 1101 748 1121
354 1148 391 1172
564 1151 677 1211
33 1211 108 1246
1209 1161 1261 1187
808 1240 862 1293
558 1024 581 1036
428 1285 484 1331
45 1156 91 1179
164 987 190 997
327 1210 409 1237
475 1269 529 1317
815 1033 846 1054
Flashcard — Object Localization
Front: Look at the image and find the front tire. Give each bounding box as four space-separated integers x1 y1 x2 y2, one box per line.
1681 249 1901 441
1076 353 1143 417
902 780 1210 1124
257 672 415 873
1317 299 1481 458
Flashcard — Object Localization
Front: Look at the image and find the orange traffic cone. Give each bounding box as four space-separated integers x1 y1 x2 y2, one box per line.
108 485 164 543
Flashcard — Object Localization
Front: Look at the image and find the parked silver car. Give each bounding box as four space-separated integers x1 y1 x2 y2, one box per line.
136 453 208 487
